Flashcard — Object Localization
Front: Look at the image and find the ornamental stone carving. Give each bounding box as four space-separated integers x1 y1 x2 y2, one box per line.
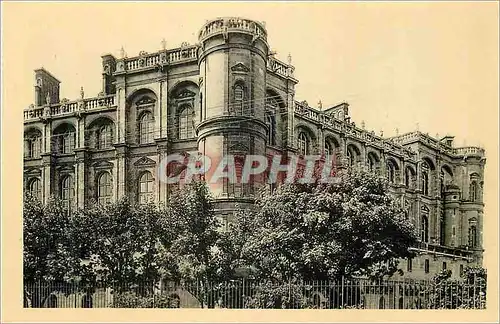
116 61 125 72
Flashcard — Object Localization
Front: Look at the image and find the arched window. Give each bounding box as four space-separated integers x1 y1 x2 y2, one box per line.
368 156 375 172
60 175 75 212
28 178 42 201
178 105 195 139
440 212 446 246
378 296 385 309
234 84 244 115
386 161 396 183
420 161 432 196
97 172 112 205
97 124 113 149
405 168 413 187
347 150 354 167
440 171 445 196
266 114 276 146
469 181 478 202
139 112 154 144
48 294 57 308
138 171 154 204
324 141 334 159
298 132 309 155
421 215 429 243
421 171 429 196
25 133 42 158
469 225 477 248
60 131 75 154
346 145 360 168
81 294 93 308
53 124 76 154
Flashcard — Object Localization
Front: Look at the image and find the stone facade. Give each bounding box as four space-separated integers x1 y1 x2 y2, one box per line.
23 17 485 279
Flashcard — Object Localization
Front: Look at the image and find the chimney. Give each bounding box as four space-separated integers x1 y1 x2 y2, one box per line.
34 68 61 106
441 135 455 147
101 54 117 95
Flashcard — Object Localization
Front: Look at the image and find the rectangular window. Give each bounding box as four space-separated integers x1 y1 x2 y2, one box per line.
442 262 447 270
460 264 464 276
424 259 430 273
407 258 413 272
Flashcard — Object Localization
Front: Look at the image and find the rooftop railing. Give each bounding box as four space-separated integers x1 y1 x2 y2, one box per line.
391 132 485 157
119 45 199 74
198 17 267 42
267 57 294 79
23 94 116 121
294 101 413 157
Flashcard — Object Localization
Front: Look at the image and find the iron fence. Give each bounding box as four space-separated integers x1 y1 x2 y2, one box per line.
24 277 486 309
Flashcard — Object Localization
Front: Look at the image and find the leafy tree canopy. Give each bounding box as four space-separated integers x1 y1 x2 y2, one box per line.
232 169 418 283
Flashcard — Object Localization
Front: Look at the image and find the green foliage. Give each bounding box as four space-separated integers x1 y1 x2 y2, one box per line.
78 198 167 288
159 181 219 281
423 266 487 309
233 169 418 284
157 181 231 307
111 291 180 308
28 174 486 310
23 195 75 282
243 282 314 309
23 194 83 306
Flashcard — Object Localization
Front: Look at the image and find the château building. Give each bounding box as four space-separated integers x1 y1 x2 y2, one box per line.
23 17 485 280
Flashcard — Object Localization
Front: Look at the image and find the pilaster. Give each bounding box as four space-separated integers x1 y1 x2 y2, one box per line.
158 77 168 139
41 153 53 204
114 143 128 199
286 90 295 148
75 148 87 208
156 139 169 204
116 84 127 143
43 121 52 153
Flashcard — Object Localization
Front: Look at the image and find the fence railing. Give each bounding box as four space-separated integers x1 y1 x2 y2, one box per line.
24 277 486 309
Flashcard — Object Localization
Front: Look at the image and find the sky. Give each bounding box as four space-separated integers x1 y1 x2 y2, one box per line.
2 2 498 148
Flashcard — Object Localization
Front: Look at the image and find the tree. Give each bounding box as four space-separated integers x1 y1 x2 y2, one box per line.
79 198 168 290
234 169 418 306
158 181 231 308
23 194 80 307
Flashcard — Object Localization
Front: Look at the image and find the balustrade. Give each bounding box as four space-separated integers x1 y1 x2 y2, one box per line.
267 58 292 78
198 17 267 41
24 94 117 121
453 146 485 156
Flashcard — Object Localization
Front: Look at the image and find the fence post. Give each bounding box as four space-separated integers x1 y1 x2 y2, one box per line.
473 273 477 309
341 276 345 308
152 282 155 308
242 277 245 309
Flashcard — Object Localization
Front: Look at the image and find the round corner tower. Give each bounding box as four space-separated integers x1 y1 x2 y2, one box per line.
196 17 270 213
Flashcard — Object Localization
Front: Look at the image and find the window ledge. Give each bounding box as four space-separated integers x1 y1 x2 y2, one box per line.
90 147 115 152
133 143 157 147
172 137 197 142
